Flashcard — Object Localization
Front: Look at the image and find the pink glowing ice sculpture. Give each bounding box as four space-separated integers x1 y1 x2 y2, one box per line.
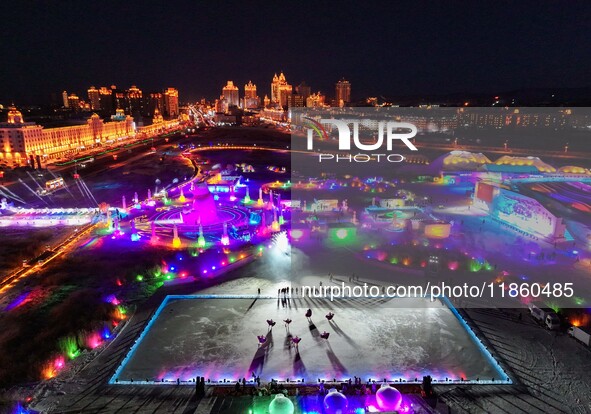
375 383 402 411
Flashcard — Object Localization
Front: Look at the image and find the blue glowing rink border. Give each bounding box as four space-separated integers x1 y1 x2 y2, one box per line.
109 294 512 386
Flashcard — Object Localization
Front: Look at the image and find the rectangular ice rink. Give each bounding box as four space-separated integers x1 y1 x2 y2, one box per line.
113 295 506 384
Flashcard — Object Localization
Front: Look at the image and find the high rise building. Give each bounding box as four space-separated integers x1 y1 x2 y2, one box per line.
99 86 114 113
111 85 127 111
148 92 164 117
87 86 101 111
296 82 311 101
244 80 257 99
335 78 351 106
215 96 228 113
222 81 240 108
163 88 179 118
263 95 270 107
67 94 80 112
243 81 259 109
271 72 292 107
62 91 69 108
127 85 143 114
287 94 305 108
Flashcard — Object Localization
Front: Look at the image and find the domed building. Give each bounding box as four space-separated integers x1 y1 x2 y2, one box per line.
6 106 25 124
558 165 589 174
494 155 556 173
441 151 491 170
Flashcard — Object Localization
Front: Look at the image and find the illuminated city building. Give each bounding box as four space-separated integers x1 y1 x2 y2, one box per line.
222 81 240 108
457 108 570 129
271 72 292 107
243 81 259 109
148 92 164 116
111 85 127 111
306 92 326 108
0 107 136 165
0 106 43 166
263 95 270 107
67 94 80 112
215 96 228 113
6 107 25 124
62 91 69 108
367 97 378 106
164 87 179 118
99 86 113 112
296 81 311 101
259 108 287 123
87 86 101 111
287 94 305 108
136 108 180 136
127 85 143 114
152 107 164 124
335 78 351 106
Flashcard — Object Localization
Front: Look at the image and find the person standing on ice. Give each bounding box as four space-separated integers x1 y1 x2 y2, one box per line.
305 308 312 319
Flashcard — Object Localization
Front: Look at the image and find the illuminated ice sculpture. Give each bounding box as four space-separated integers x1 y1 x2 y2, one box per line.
150 221 158 244
324 388 348 414
375 383 402 411
221 222 230 245
197 221 206 248
172 224 181 248
130 219 140 241
243 185 251 204
181 183 219 225
257 187 264 206
268 394 294 414
271 205 280 232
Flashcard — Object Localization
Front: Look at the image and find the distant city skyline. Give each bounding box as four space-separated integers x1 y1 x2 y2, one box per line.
1 2 591 104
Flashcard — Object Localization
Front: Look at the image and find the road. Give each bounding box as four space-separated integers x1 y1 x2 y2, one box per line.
0 222 97 294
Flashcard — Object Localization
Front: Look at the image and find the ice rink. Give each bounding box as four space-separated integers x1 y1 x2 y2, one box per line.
114 295 505 384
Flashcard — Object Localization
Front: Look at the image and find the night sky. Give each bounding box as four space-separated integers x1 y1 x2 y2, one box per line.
1 1 590 104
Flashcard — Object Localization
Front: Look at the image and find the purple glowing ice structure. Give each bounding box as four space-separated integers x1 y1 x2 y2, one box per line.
375 383 403 411
220 222 230 245
324 388 348 414
180 183 219 225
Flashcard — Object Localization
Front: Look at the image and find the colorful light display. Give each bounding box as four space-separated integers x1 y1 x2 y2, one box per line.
268 394 295 414
324 389 348 414
424 222 451 239
327 223 357 245
375 383 402 411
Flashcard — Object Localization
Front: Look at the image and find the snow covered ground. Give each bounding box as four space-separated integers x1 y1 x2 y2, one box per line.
114 295 503 384
23 251 591 413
